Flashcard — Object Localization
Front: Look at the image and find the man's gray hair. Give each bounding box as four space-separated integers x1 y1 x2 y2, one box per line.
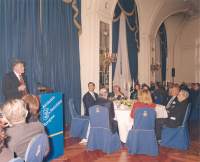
12 60 25 69
180 90 189 99
1 99 27 124
99 88 108 97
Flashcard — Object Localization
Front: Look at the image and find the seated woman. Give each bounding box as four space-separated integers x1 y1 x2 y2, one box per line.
130 89 156 119
22 94 40 123
131 83 140 99
0 117 14 162
1 99 49 158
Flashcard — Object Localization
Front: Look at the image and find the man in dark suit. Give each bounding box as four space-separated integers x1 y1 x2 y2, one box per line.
108 85 124 100
152 82 168 105
165 86 179 109
190 83 199 108
155 90 189 141
2 60 28 100
92 88 118 134
83 82 98 116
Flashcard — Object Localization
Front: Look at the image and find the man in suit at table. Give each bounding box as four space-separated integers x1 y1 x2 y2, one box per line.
83 82 98 116
2 60 28 100
108 85 124 100
92 88 118 134
165 86 179 109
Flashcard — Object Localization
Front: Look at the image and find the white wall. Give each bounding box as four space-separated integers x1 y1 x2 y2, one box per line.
174 15 200 84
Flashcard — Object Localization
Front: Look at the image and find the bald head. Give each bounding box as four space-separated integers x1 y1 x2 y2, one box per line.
99 88 108 99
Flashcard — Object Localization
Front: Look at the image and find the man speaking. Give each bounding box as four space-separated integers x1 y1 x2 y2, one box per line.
2 60 28 100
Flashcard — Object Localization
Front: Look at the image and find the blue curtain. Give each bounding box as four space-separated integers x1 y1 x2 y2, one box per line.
112 0 140 82
0 0 82 124
158 23 167 81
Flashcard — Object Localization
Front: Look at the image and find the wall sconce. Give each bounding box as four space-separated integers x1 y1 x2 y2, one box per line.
151 58 161 74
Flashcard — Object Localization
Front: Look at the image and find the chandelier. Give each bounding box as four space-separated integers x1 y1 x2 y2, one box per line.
99 48 117 73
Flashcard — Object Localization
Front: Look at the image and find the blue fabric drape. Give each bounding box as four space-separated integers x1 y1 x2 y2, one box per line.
112 0 140 82
0 0 82 124
112 20 120 81
158 23 167 81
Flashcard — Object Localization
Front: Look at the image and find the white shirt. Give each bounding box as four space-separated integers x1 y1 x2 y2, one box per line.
89 91 96 100
13 71 22 81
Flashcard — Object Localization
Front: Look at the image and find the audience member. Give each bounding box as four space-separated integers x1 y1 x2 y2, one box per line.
92 88 118 134
152 82 168 105
150 82 155 91
168 82 174 96
1 99 49 158
108 85 124 100
179 83 190 93
165 86 179 109
130 89 156 119
0 119 14 162
2 60 29 100
141 83 150 91
105 83 109 92
83 82 98 116
22 94 40 123
131 83 140 99
190 83 200 108
155 90 189 141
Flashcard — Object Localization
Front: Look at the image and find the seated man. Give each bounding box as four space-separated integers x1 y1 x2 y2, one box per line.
92 88 118 134
1 99 49 158
152 82 168 105
165 86 179 109
108 85 124 100
155 90 189 141
83 82 98 116
190 83 199 108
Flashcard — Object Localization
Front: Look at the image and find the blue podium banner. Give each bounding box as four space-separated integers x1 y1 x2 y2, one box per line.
40 92 64 161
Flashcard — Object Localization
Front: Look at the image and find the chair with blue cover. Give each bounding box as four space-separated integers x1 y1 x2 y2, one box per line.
189 95 200 121
125 107 158 156
69 98 90 138
161 103 191 150
154 94 162 105
9 134 48 162
86 105 122 154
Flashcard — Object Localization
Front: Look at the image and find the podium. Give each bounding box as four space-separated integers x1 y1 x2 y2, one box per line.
40 92 64 161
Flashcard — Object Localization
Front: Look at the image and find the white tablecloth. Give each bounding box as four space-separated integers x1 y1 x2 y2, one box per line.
114 104 168 143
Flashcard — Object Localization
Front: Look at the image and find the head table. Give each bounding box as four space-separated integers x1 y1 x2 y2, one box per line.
114 103 168 143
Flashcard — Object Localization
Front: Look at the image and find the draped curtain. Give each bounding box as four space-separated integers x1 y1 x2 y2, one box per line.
112 0 140 83
158 23 167 81
0 0 82 124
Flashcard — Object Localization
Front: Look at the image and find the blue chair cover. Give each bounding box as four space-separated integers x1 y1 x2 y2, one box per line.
23 134 47 162
9 158 24 162
154 94 162 105
69 98 90 138
125 107 158 156
86 105 122 154
189 95 200 121
161 103 191 150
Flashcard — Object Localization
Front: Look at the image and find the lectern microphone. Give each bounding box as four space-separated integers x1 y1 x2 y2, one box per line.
37 82 53 93
36 81 49 88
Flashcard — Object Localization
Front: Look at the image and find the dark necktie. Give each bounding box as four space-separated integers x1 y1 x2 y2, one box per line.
19 75 26 96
